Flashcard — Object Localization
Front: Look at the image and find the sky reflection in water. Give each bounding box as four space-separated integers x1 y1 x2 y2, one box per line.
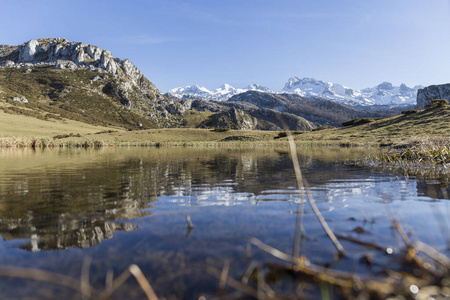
0 147 448 299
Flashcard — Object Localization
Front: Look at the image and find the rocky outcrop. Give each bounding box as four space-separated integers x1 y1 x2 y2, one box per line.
203 108 258 130
417 84 450 109
0 38 180 127
0 38 163 109
201 104 314 131
0 38 142 79
229 91 370 127
12 96 28 103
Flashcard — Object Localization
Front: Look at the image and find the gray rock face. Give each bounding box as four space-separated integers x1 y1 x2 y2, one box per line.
417 84 450 109
0 38 177 127
12 96 28 103
0 38 156 91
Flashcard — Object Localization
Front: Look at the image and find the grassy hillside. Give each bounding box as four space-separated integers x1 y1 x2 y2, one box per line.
290 105 449 146
0 109 114 138
0 67 159 130
1 83 448 148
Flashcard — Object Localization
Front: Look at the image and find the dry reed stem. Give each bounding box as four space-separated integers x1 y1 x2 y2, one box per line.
128 264 160 300
415 241 450 268
105 269 114 293
241 261 259 284
81 256 92 299
278 115 346 258
207 266 258 298
0 266 98 298
219 259 230 290
334 234 386 251
249 238 295 262
392 217 413 248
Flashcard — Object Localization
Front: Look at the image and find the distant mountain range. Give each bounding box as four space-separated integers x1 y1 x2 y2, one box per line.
167 83 272 102
168 77 423 107
0 38 427 132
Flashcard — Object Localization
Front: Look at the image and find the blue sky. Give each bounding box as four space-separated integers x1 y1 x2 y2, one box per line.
1 0 449 92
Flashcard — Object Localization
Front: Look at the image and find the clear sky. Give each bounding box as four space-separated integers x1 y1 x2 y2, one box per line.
1 0 449 92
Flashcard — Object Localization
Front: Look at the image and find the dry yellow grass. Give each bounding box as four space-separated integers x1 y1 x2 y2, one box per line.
0 110 116 138
291 105 450 146
0 104 448 148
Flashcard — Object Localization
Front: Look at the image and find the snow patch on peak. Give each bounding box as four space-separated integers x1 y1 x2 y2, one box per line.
167 83 272 101
246 84 272 93
168 77 422 107
282 77 420 106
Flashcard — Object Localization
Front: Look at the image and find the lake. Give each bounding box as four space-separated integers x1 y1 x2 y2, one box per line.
0 147 448 299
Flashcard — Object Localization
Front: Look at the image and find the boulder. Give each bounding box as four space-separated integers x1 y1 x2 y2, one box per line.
12 96 28 103
4 60 15 67
417 84 450 109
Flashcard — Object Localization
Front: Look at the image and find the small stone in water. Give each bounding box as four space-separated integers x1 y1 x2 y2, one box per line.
353 226 365 234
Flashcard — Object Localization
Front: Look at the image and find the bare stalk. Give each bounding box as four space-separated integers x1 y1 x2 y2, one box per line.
278 115 346 258
81 256 92 300
0 266 98 298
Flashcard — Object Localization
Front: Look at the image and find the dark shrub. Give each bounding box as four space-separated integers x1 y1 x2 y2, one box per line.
401 109 419 115
212 128 230 132
426 99 449 108
312 125 334 131
342 118 374 127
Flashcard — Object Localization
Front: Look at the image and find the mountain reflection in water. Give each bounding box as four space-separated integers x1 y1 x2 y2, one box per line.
0 147 448 299
0 147 447 252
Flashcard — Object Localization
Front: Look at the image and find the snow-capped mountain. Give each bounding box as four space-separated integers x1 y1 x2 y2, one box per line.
282 77 423 107
168 77 423 107
167 84 273 101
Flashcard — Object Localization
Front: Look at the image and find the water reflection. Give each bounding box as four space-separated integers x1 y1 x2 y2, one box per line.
0 147 448 253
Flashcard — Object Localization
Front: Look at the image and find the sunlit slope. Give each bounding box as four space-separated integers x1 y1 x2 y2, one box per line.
0 109 115 138
293 105 450 145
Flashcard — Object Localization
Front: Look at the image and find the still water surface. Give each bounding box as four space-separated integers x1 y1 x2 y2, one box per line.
0 147 448 299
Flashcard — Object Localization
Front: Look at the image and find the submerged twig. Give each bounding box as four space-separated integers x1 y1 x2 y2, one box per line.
186 215 194 229
207 266 258 298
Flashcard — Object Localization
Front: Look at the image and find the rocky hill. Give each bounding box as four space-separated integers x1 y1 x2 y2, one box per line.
191 99 314 131
417 83 450 109
0 38 316 131
229 91 385 127
0 38 185 129
1 38 398 132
